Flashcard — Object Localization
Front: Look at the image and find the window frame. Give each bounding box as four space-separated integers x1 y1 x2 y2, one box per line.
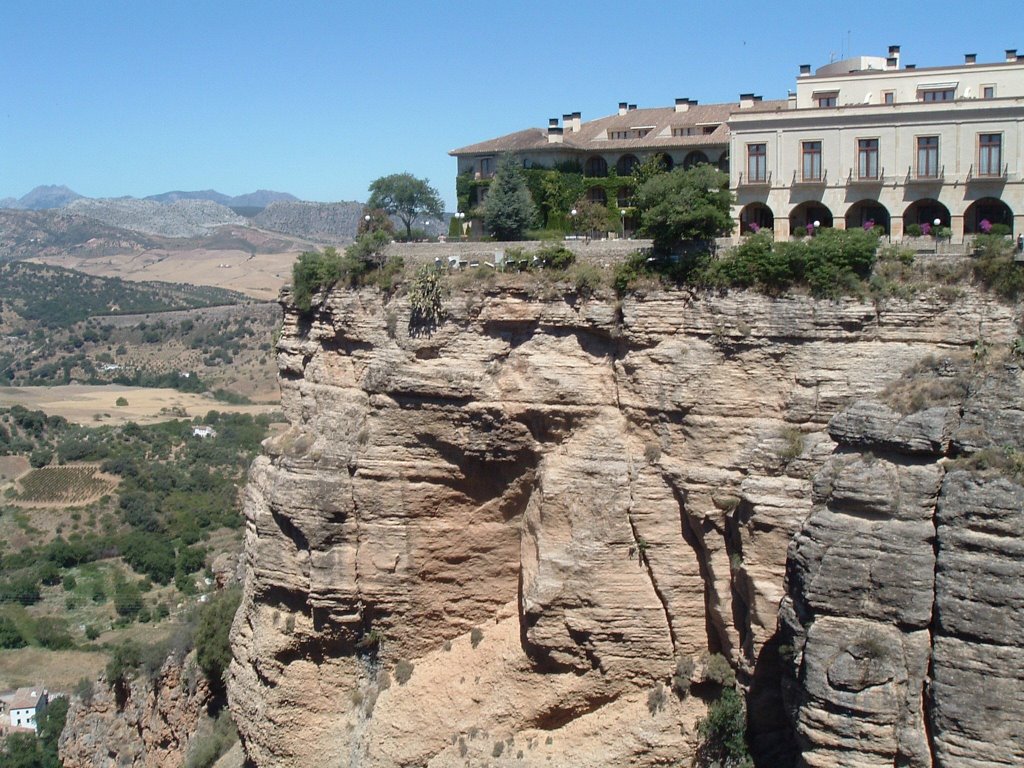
978 133 1002 176
916 136 940 178
746 142 767 182
801 140 823 181
882 90 895 105
857 138 879 180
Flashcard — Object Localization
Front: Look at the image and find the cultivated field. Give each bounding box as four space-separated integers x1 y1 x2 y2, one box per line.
0 647 108 693
12 465 119 507
0 384 279 426
32 247 300 300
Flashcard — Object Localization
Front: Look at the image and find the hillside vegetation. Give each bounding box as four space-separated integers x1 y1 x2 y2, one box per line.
0 404 272 658
0 262 279 398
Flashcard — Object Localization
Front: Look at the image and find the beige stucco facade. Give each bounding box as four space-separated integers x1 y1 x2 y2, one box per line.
730 52 1024 241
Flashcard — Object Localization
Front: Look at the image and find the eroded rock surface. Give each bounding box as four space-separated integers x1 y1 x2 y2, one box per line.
59 654 211 768
228 282 1018 767
782 363 1024 767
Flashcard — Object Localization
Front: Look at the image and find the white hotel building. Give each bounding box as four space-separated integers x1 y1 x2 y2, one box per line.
730 47 1024 241
452 47 1024 244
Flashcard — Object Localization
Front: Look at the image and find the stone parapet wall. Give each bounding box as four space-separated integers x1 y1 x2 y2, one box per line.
388 238 652 266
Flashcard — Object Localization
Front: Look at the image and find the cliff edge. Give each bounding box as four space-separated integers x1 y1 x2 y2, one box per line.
228 278 1020 767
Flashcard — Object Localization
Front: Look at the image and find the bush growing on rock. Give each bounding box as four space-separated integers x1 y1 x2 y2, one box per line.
394 659 414 685
696 688 752 768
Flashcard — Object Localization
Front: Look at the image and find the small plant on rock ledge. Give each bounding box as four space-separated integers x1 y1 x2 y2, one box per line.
407 265 447 332
647 684 668 715
394 659 414 685
470 627 484 648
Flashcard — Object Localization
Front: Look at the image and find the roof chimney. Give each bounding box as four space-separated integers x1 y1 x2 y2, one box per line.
965 53 977 65
618 101 628 116
887 45 901 69
905 64 916 70
562 113 574 132
547 118 563 143
739 93 756 109
627 103 637 112
799 64 811 76
571 111 581 132
886 57 898 69
1007 49 1018 62
675 97 690 113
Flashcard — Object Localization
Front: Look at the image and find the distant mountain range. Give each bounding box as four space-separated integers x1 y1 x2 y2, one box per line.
0 185 450 253
0 185 298 211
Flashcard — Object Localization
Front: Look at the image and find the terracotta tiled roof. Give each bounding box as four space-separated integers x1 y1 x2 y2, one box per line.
9 688 44 710
450 99 790 156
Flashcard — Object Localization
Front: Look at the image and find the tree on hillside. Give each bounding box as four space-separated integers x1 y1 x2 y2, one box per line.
635 165 733 251
483 154 537 240
367 174 443 240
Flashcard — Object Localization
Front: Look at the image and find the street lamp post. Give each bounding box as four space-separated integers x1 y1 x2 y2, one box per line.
571 208 578 240
812 219 821 237
620 209 626 239
454 211 466 240
933 217 942 252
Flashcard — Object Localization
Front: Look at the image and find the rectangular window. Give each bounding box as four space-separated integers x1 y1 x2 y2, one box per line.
858 138 879 179
917 136 939 177
983 85 995 99
802 141 822 181
979 134 1002 176
747 143 766 182
816 94 838 107
883 91 895 105
479 157 493 177
921 89 955 102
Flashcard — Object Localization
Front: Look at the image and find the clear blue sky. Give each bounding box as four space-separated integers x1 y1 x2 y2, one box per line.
1 0 1019 209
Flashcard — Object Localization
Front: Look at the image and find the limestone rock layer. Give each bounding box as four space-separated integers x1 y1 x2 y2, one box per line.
228 283 1020 767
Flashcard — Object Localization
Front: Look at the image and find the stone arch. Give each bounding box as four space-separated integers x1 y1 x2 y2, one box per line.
616 154 640 176
845 200 891 235
584 156 608 178
740 203 774 234
964 197 1014 234
682 150 710 169
661 154 675 171
789 202 833 233
903 199 951 230
717 150 730 174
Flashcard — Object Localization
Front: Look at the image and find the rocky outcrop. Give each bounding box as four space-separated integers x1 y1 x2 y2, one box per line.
66 198 245 238
252 201 364 242
60 653 211 768
782 361 1024 767
228 279 1019 767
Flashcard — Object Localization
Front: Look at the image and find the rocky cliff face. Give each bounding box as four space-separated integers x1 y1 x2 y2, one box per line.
60 654 211 768
782 360 1024 767
228 279 1020 767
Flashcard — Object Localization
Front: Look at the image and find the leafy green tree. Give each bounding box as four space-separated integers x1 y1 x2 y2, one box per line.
570 198 611 239
367 173 443 240
345 229 392 272
291 247 344 313
696 688 752 768
195 586 242 691
635 165 733 251
631 152 670 189
482 155 538 240
357 207 395 237
0 616 27 649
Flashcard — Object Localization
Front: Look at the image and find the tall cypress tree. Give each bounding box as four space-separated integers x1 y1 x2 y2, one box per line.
482 154 537 240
